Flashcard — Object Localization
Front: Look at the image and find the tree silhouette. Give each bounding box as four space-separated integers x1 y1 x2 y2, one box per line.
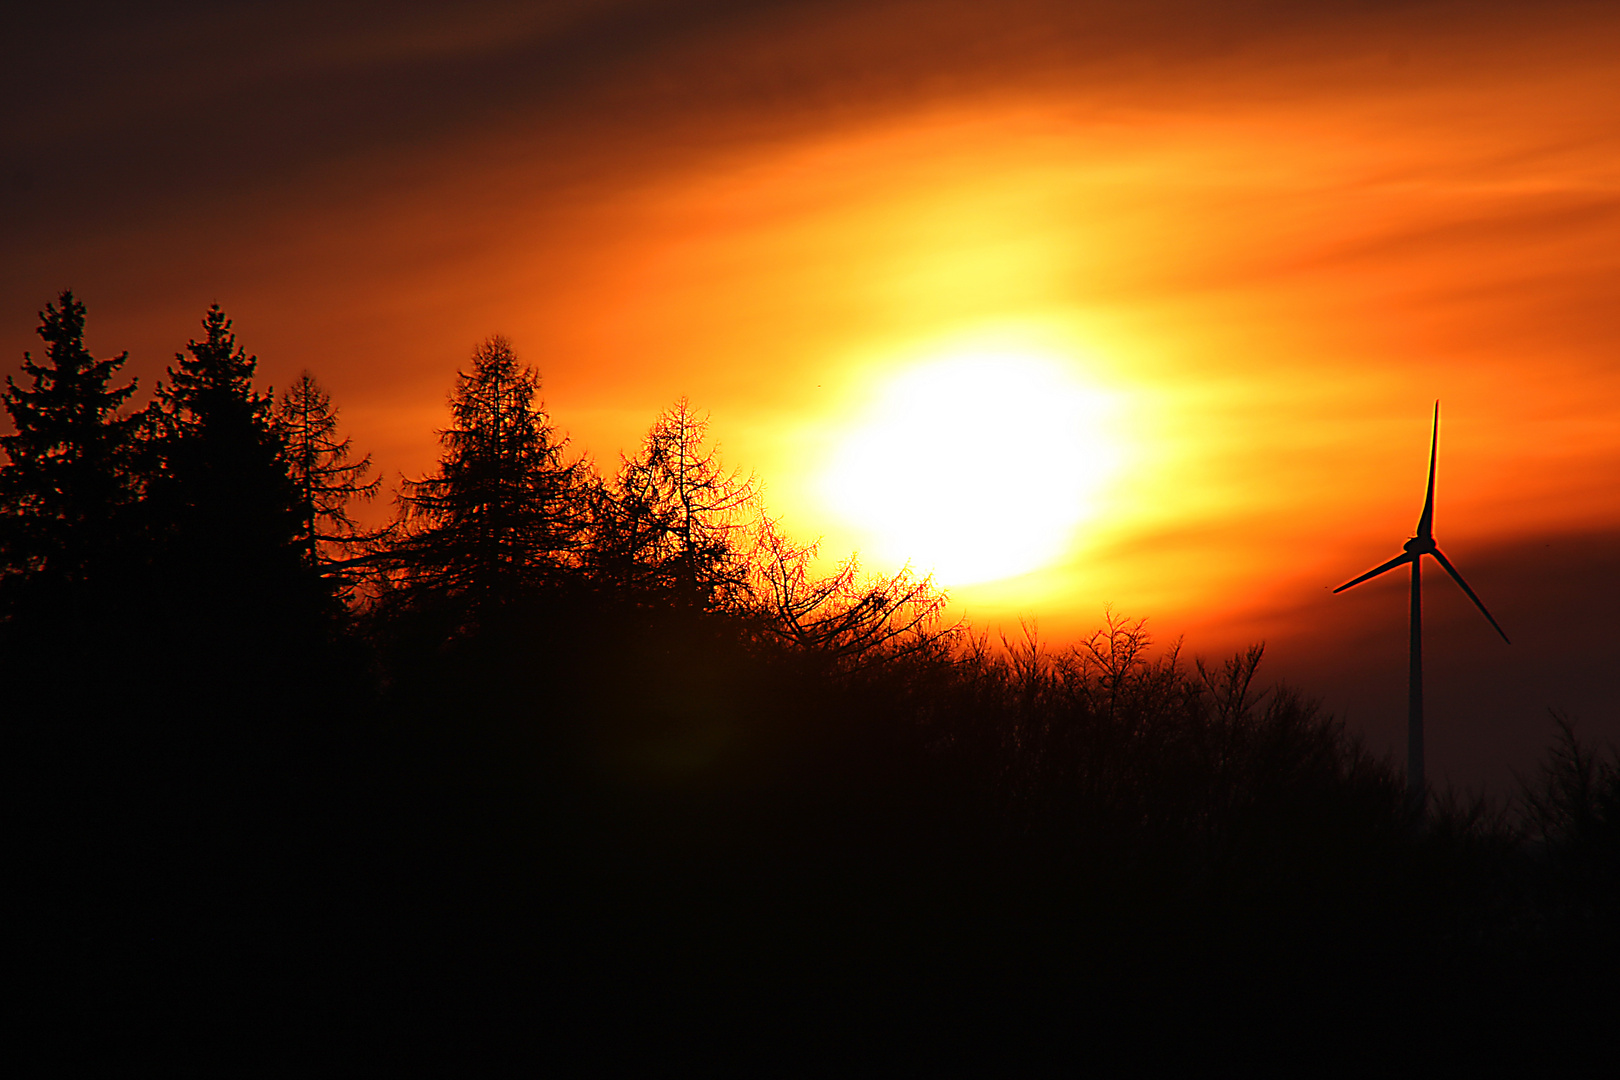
276 371 380 594
748 515 954 673
1521 712 1620 928
144 304 303 603
593 397 757 609
386 335 589 613
0 291 140 606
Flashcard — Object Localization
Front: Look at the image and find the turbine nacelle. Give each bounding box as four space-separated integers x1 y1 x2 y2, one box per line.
1403 536 1437 556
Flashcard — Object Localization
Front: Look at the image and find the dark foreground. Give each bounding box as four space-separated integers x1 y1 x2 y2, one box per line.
10 599 1617 1073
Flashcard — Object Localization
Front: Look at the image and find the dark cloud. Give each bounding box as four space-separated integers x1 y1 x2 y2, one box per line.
7 0 1610 252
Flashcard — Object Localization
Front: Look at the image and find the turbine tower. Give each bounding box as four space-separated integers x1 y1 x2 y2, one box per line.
1334 401 1509 811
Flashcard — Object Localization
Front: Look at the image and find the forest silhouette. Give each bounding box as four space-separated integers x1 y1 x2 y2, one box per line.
5 293 1616 1068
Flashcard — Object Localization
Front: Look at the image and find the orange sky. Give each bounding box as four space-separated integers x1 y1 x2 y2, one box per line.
4 0 1617 789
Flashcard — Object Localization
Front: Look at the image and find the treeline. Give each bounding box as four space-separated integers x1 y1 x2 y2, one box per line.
0 293 945 660
5 293 1616 1068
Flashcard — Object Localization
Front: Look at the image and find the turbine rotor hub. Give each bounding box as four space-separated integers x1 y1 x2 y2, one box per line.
1404 536 1436 555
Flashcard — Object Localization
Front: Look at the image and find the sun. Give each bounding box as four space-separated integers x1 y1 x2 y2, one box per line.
821 346 1124 585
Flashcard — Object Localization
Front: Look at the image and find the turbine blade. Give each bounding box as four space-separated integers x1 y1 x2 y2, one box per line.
1416 400 1439 539
1432 547 1511 644
1333 551 1413 593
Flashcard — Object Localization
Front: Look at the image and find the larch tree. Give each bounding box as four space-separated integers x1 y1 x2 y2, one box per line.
748 516 955 674
276 371 380 593
0 291 141 607
388 335 590 611
595 397 758 609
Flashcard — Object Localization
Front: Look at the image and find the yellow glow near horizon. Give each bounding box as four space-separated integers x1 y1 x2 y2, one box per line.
820 343 1125 585
107 57 1615 647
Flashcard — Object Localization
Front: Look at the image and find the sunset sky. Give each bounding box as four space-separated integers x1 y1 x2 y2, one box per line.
4 0 1617 790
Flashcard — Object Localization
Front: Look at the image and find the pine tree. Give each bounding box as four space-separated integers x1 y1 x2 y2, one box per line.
0 291 140 602
593 397 758 609
387 336 590 612
276 371 380 592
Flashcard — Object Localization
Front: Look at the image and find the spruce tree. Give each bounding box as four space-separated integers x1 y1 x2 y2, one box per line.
145 304 302 605
0 291 140 605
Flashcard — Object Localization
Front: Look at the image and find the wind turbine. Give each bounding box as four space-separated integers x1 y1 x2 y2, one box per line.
1334 401 1509 811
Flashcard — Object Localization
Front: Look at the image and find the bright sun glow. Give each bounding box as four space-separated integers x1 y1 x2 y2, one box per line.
822 347 1124 585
